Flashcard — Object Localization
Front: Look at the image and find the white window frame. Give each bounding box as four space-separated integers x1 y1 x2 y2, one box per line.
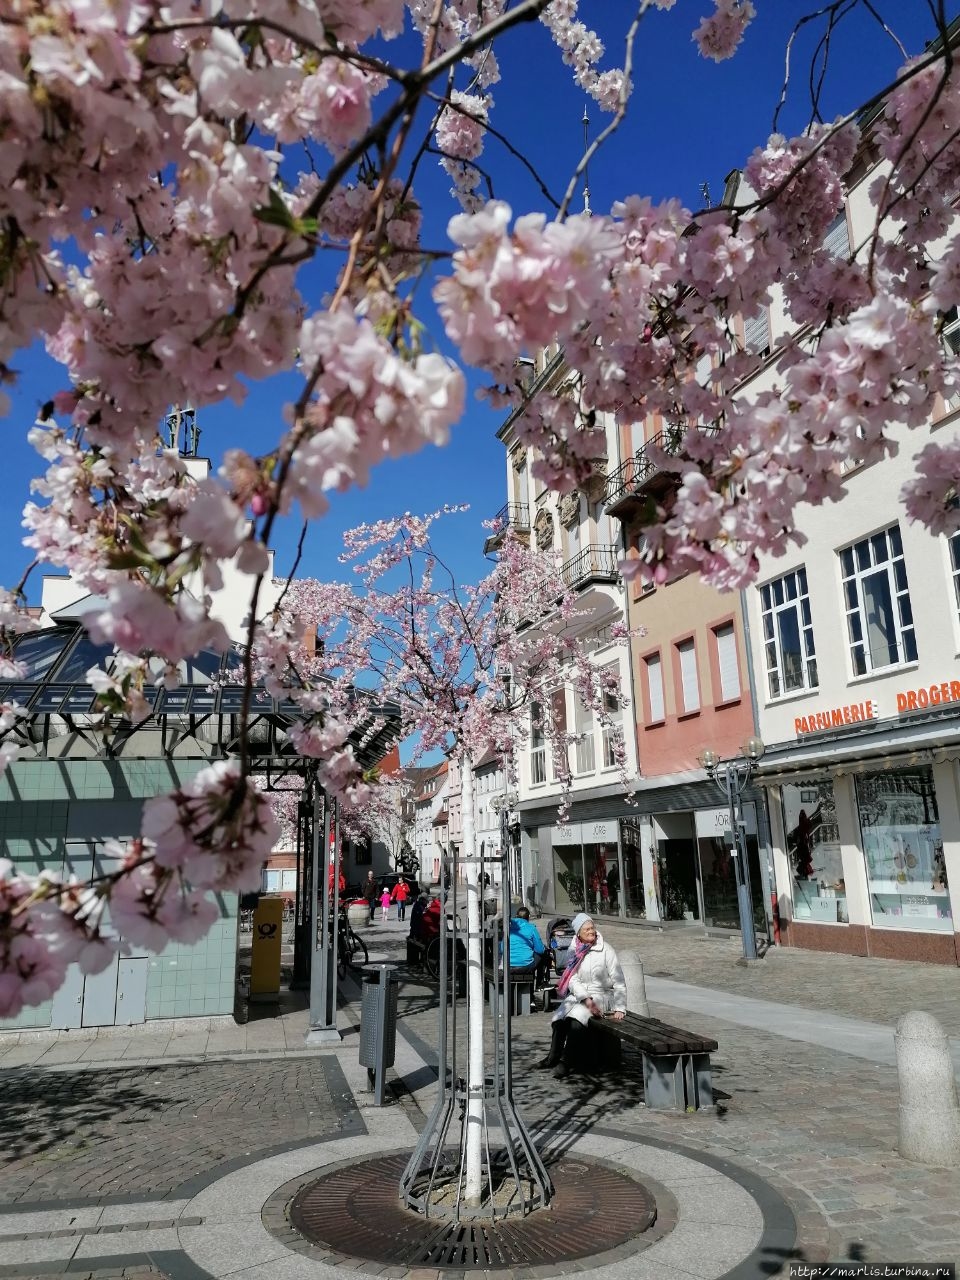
941 308 960 413
600 666 623 767
677 639 700 714
530 700 546 786
950 530 960 626
759 567 818 700
573 692 596 776
714 622 741 702
645 653 665 723
839 525 916 676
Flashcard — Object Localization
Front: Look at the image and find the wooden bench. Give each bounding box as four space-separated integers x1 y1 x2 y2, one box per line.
588 1012 718 1112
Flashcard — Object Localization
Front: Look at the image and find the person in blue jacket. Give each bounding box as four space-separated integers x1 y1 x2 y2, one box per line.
507 907 552 987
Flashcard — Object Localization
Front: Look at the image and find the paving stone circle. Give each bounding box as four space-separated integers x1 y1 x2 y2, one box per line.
265 1150 668 1272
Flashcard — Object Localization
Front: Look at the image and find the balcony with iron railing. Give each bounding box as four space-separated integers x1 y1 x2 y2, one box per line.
605 425 719 518
483 501 531 554
559 543 619 590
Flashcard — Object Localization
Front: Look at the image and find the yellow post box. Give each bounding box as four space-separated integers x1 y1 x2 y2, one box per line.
250 897 284 1001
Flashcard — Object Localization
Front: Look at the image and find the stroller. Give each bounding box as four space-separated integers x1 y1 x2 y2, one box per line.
545 916 575 982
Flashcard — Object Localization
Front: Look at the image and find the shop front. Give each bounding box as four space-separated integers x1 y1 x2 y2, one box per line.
650 805 766 929
764 745 960 964
521 779 772 931
547 818 634 919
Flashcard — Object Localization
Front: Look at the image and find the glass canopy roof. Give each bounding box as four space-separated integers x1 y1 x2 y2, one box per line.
1 622 401 769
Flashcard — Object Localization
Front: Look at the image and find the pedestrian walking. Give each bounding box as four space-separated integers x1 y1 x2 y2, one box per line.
362 870 377 924
391 878 411 921
380 887 392 922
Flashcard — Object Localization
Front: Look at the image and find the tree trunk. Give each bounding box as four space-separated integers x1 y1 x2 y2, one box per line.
461 753 484 1204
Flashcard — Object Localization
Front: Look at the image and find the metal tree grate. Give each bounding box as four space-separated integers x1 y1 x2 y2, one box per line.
287 1154 658 1271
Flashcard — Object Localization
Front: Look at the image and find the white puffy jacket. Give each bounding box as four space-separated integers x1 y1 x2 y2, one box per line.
552 932 627 1026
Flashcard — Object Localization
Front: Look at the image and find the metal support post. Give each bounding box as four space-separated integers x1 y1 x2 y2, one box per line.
724 765 757 961
306 790 342 1045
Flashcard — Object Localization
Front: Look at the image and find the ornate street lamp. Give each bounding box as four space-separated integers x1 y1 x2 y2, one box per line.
697 737 765 961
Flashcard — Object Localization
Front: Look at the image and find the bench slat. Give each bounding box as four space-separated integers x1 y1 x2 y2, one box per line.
589 1012 718 1055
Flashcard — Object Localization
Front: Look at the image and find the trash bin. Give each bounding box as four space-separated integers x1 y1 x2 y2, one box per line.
359 964 398 1105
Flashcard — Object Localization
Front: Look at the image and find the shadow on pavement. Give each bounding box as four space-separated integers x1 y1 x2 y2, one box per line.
0 1067 166 1161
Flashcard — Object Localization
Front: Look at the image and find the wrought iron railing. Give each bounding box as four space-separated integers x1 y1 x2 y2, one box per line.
488 501 531 533
605 425 718 509
559 543 619 589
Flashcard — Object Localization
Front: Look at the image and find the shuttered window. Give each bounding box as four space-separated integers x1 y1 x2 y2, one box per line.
743 309 770 356
677 639 700 713
823 210 850 258
715 623 740 702
645 654 665 722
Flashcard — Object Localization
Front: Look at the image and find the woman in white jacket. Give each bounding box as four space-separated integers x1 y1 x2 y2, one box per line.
539 912 626 1078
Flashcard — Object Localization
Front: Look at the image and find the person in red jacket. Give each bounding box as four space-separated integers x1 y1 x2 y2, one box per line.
391 878 411 921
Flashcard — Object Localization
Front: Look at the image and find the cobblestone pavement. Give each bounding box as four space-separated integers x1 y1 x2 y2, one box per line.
2 914 960 1278
597 917 960 1035
377 918 960 1270
0 1057 357 1205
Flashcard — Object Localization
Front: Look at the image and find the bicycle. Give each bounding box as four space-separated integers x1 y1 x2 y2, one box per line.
337 910 369 978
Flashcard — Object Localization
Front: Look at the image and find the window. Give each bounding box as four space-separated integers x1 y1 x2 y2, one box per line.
645 654 665 722
573 692 595 775
743 309 770 357
281 868 296 891
857 766 951 933
840 526 916 675
942 306 960 356
550 686 567 780
951 532 960 621
823 209 850 259
714 623 741 702
530 700 546 785
677 639 700 714
601 668 623 768
759 568 818 699
940 308 960 413
262 869 281 892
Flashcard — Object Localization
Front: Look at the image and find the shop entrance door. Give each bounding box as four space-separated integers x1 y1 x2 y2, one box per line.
657 839 701 920
695 805 765 930
653 813 700 921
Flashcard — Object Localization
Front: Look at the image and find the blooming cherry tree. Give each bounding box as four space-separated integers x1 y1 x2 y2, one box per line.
0 0 957 1025
258 508 632 1199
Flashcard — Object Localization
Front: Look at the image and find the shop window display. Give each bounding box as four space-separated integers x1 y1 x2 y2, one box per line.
856 766 951 932
782 780 847 924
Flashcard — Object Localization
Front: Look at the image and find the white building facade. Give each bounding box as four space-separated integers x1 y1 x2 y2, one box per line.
735 153 960 965
488 352 642 920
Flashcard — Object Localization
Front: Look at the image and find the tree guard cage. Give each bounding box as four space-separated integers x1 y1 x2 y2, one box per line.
398 818 552 1221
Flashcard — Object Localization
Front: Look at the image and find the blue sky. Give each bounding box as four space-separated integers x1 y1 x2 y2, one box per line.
2 1 949 604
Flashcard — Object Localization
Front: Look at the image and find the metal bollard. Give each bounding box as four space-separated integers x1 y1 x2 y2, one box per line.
359 964 398 1105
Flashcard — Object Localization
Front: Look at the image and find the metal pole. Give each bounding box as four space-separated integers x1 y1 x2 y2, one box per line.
306 788 342 1044
725 765 757 961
